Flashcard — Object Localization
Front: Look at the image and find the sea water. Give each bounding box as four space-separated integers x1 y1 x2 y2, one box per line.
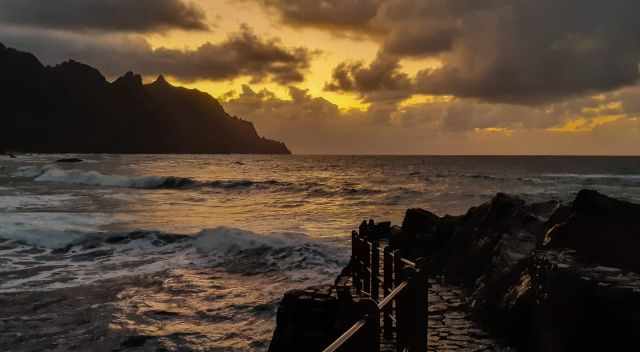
1 154 639 350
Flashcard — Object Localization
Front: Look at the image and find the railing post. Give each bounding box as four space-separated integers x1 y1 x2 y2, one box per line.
352 231 362 294
383 247 393 339
367 298 381 352
393 250 403 352
363 240 371 295
371 240 380 302
413 258 428 352
353 298 380 352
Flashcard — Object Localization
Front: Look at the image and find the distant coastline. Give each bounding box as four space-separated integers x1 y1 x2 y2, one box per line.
0 43 290 155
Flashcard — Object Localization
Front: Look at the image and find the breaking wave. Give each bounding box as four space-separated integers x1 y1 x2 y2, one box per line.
12 165 387 197
14 165 289 190
0 226 348 292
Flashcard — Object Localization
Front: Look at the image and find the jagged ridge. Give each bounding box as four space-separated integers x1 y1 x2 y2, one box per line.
0 43 290 154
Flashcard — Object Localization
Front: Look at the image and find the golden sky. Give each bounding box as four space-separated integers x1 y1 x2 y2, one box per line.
1 0 639 154
145 1 379 109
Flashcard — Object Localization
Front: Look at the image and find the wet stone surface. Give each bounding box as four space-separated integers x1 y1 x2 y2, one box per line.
380 279 514 352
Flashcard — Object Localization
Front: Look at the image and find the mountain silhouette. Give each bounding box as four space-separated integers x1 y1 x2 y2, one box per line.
0 43 290 154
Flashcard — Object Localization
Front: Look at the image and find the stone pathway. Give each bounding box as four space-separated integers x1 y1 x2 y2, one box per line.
379 278 513 352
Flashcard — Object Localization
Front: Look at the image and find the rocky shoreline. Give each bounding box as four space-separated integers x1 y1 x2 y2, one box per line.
269 190 640 351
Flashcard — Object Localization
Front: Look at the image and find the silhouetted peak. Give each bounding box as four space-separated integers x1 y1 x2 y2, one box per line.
150 74 172 88
113 71 143 90
50 60 107 86
0 42 6 50
2 44 291 155
0 43 45 79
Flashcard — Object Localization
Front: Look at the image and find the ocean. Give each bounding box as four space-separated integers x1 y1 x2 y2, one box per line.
1 154 640 351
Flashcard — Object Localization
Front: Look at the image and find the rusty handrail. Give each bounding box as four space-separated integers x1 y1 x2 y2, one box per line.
324 229 428 352
377 281 408 311
322 318 368 352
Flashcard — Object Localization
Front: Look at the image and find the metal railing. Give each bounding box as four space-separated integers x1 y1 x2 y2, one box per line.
323 227 428 352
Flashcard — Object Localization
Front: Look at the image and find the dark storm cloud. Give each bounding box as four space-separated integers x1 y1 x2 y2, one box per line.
257 0 380 32
325 53 413 102
256 0 640 104
0 26 314 84
414 0 640 104
0 0 209 32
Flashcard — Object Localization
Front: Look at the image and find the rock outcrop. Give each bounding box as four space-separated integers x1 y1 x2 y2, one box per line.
268 285 366 352
270 190 640 352
0 43 290 154
543 189 640 271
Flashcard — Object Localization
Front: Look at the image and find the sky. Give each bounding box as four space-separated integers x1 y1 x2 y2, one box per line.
1 0 640 155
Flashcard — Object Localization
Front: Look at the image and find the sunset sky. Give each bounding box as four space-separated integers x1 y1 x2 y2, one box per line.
1 0 640 154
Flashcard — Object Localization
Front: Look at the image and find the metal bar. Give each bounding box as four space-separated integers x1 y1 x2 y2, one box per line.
371 240 380 302
393 250 403 352
363 239 371 295
322 318 368 352
413 258 428 352
400 258 416 267
383 245 392 340
400 267 416 352
352 231 362 294
377 281 408 310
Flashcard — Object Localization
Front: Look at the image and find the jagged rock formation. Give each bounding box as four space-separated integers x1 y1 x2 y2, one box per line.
270 190 640 352
0 43 290 154
395 190 640 351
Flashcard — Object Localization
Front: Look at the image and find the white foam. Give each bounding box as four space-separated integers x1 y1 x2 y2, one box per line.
0 212 112 248
0 194 78 211
543 173 640 180
13 164 55 178
192 227 348 280
31 166 176 189
193 226 310 254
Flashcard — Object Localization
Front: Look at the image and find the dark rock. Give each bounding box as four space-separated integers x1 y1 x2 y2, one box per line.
56 158 83 163
358 219 392 241
393 209 459 259
434 193 541 288
543 189 640 272
475 250 640 352
0 43 291 155
269 285 361 352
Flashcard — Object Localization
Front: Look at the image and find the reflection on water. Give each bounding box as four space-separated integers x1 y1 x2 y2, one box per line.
1 154 640 351
3 154 640 239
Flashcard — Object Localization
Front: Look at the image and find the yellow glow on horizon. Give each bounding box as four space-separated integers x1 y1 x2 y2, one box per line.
547 115 625 132
474 127 515 136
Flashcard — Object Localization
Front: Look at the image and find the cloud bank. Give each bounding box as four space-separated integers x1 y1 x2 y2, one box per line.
0 0 209 32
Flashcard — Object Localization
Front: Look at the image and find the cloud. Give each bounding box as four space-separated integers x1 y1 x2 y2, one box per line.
257 0 380 32
0 0 209 32
221 82 640 154
0 25 315 84
254 0 640 104
325 53 413 103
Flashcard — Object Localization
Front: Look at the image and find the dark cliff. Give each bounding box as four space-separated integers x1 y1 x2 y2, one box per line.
0 43 290 154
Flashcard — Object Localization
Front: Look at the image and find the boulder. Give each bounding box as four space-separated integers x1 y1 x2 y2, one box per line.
392 208 459 259
269 285 360 352
435 193 544 288
474 250 640 352
543 189 640 272
358 219 392 241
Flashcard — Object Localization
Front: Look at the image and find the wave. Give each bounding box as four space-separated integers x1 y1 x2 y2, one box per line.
13 166 388 199
0 226 347 291
542 173 640 180
14 165 291 190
